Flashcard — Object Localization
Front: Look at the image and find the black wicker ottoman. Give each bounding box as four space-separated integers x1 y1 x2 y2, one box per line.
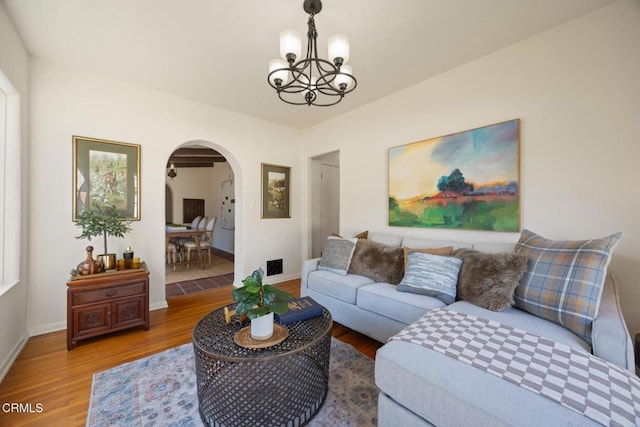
192 305 333 427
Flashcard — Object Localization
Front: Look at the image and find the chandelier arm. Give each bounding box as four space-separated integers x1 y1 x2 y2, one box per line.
319 72 358 95
269 63 357 95
278 89 344 107
285 59 339 90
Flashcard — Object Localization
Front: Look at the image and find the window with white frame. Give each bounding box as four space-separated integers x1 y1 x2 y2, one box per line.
0 69 21 296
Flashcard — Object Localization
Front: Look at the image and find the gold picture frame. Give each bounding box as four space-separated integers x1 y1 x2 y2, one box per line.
261 163 291 219
73 136 141 221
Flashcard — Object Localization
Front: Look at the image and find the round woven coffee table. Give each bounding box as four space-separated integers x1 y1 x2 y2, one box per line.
192 305 333 427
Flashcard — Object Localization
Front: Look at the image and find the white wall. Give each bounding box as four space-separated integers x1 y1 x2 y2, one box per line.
0 2 29 379
27 58 303 334
304 1 640 335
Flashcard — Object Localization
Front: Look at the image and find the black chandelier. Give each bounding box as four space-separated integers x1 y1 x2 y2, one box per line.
267 0 357 107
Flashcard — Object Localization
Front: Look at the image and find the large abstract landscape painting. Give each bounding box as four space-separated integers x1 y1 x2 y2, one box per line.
388 119 520 232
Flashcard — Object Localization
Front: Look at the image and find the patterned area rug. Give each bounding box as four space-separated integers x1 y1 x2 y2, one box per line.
87 338 378 426
165 255 234 284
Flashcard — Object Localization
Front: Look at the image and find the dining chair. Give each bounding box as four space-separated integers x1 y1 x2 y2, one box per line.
169 216 200 249
183 217 217 268
166 241 180 270
179 216 207 247
201 217 217 266
189 216 202 229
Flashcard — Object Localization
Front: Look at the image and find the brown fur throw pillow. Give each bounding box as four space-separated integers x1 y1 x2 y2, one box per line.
454 249 528 311
348 239 404 284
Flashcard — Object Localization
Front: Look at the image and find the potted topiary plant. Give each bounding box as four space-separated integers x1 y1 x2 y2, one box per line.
232 268 293 340
75 201 132 271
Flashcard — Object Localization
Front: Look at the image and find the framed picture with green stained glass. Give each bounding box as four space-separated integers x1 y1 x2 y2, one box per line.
388 119 520 231
261 163 291 219
73 136 141 221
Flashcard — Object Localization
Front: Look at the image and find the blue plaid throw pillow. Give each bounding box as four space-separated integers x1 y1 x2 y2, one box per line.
514 229 621 344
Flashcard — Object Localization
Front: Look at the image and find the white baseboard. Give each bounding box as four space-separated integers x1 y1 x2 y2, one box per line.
0 331 29 383
274 273 301 284
28 320 66 337
150 300 168 311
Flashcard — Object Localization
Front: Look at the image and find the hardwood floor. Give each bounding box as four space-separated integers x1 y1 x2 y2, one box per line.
0 279 382 426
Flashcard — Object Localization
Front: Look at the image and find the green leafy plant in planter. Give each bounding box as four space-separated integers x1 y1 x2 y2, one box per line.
232 268 293 319
75 201 132 270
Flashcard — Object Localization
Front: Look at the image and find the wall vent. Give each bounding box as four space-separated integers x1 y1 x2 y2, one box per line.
266 259 283 276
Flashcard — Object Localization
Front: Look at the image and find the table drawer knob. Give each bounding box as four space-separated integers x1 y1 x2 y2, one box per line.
105 290 117 297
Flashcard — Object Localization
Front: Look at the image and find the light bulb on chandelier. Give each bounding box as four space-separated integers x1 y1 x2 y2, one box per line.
267 0 357 107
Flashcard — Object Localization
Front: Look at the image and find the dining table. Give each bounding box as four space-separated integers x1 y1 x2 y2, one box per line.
165 228 206 269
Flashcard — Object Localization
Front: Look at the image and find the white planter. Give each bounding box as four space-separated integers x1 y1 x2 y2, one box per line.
250 312 274 340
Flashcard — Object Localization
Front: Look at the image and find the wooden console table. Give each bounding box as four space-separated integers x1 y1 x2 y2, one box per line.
66 266 149 350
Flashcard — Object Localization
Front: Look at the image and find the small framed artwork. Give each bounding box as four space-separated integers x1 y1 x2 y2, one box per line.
73 136 141 221
261 163 291 219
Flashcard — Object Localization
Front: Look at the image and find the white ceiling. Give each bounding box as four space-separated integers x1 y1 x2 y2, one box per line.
3 0 616 129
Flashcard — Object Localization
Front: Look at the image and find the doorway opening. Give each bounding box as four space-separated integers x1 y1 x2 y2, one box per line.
310 151 340 258
164 144 236 298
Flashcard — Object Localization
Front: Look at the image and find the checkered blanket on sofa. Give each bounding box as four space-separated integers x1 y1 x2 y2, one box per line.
389 308 640 426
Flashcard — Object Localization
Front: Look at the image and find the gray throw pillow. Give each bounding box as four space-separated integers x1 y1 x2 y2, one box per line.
317 236 357 275
348 239 404 284
397 252 462 304
453 249 528 311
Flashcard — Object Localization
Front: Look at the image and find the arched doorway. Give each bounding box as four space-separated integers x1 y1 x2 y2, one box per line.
164 141 240 298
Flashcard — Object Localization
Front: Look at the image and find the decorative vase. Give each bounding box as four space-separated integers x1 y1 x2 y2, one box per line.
76 246 105 275
250 312 274 340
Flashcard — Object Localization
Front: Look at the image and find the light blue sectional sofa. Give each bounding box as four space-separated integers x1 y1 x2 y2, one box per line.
301 232 635 426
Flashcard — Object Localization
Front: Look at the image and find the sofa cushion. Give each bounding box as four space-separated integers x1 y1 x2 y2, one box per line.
514 229 621 344
375 302 595 427
317 236 357 275
446 301 591 352
358 282 445 325
348 239 404 285
454 249 527 311
376 338 596 427
397 252 462 304
307 270 373 304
